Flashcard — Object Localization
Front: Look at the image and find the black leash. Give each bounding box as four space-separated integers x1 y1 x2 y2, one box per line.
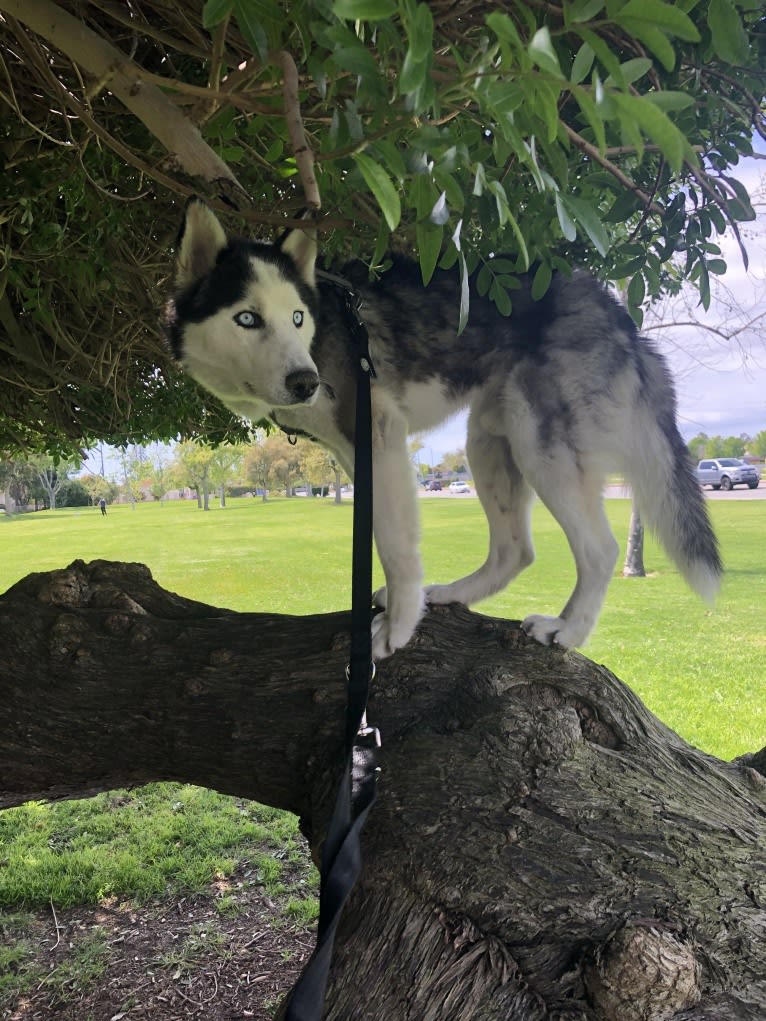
284 281 380 1021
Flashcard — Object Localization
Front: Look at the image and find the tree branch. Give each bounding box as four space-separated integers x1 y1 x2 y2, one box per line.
562 123 665 216
2 559 765 1021
274 49 321 211
0 0 250 206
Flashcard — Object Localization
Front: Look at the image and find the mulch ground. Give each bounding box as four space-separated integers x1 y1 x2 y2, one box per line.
2 864 315 1021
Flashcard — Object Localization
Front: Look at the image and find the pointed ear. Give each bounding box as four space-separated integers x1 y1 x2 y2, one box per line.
175 198 229 289
278 225 317 289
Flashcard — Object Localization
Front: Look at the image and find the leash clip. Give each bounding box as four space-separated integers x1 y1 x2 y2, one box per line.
357 710 382 748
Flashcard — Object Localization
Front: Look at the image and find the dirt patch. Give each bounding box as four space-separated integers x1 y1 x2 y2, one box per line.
2 864 315 1020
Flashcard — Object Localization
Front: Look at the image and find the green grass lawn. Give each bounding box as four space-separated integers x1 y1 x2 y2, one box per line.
0 493 763 913
1 494 763 757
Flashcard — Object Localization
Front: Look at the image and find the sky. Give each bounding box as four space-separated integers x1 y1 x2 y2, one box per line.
420 152 766 461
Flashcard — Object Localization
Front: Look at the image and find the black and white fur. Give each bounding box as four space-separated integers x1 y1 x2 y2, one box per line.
167 199 721 660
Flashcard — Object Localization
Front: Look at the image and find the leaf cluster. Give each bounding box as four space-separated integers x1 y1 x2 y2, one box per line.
0 0 763 451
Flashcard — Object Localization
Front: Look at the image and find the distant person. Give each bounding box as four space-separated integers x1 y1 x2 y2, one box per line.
99 498 107 516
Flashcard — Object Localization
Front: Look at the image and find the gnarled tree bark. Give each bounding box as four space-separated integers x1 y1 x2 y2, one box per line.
1 560 764 1021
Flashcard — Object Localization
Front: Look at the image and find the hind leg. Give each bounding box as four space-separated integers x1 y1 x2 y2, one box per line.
425 417 536 607
522 463 619 648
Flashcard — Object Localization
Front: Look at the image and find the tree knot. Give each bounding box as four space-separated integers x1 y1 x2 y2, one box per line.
585 923 701 1021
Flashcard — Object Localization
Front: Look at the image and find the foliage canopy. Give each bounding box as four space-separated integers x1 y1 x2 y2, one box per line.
0 0 764 454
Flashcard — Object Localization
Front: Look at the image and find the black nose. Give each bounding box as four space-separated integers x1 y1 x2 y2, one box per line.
285 369 319 403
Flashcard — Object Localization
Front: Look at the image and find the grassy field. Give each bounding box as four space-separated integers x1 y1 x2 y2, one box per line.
0 492 763 916
1 493 762 756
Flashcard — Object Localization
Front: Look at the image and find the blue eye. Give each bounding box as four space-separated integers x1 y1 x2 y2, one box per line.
293 310 304 327
234 310 263 329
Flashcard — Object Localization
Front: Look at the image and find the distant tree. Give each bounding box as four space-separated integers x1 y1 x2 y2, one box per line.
327 456 349 504
174 442 215 510
243 434 303 499
687 433 752 459
442 449 469 475
117 451 144 508
56 479 90 507
242 445 271 502
708 435 746 458
622 507 646 579
0 458 36 513
26 454 81 511
299 445 335 497
749 430 766 458
209 445 246 507
687 433 711 459
408 439 425 470
79 473 118 506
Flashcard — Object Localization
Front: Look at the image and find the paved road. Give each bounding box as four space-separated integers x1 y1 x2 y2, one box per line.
421 484 765 501
604 483 765 501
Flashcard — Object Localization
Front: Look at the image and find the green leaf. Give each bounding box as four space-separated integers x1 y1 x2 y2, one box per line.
612 93 685 170
409 173 436 219
505 209 530 271
485 11 523 48
233 0 268 59
570 42 595 85
574 27 623 80
202 0 234 28
528 27 564 78
332 0 398 19
568 0 605 23
708 0 750 64
399 49 430 95
698 260 711 310
408 3 434 62
572 86 606 152
645 91 696 112
560 194 610 256
614 21 677 70
615 0 700 42
354 153 401 231
532 79 562 143
627 271 645 309
555 193 577 242
605 57 653 87
531 262 553 300
416 222 443 285
489 280 513 316
331 43 381 78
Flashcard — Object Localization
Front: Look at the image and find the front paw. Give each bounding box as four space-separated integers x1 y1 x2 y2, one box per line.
521 614 584 649
369 586 425 660
370 611 412 660
424 582 463 606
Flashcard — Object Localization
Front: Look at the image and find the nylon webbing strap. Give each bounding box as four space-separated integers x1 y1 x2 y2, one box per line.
284 288 379 1021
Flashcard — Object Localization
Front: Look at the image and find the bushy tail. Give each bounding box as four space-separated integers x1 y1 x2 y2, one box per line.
625 361 722 603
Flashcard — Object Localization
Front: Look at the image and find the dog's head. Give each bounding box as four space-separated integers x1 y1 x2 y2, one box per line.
167 199 320 417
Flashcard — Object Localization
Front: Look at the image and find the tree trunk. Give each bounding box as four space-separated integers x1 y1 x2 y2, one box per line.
1 560 764 1021
623 504 646 578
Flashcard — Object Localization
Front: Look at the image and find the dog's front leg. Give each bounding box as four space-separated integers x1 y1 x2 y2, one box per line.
368 398 424 660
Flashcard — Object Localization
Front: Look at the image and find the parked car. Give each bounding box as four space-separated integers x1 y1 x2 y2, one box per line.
427 480 442 491
448 481 471 493
696 458 760 491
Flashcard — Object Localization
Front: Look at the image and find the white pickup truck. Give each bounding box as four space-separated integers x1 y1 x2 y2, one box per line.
696 458 760 491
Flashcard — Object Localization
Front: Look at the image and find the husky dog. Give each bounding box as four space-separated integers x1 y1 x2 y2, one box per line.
167 198 721 660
